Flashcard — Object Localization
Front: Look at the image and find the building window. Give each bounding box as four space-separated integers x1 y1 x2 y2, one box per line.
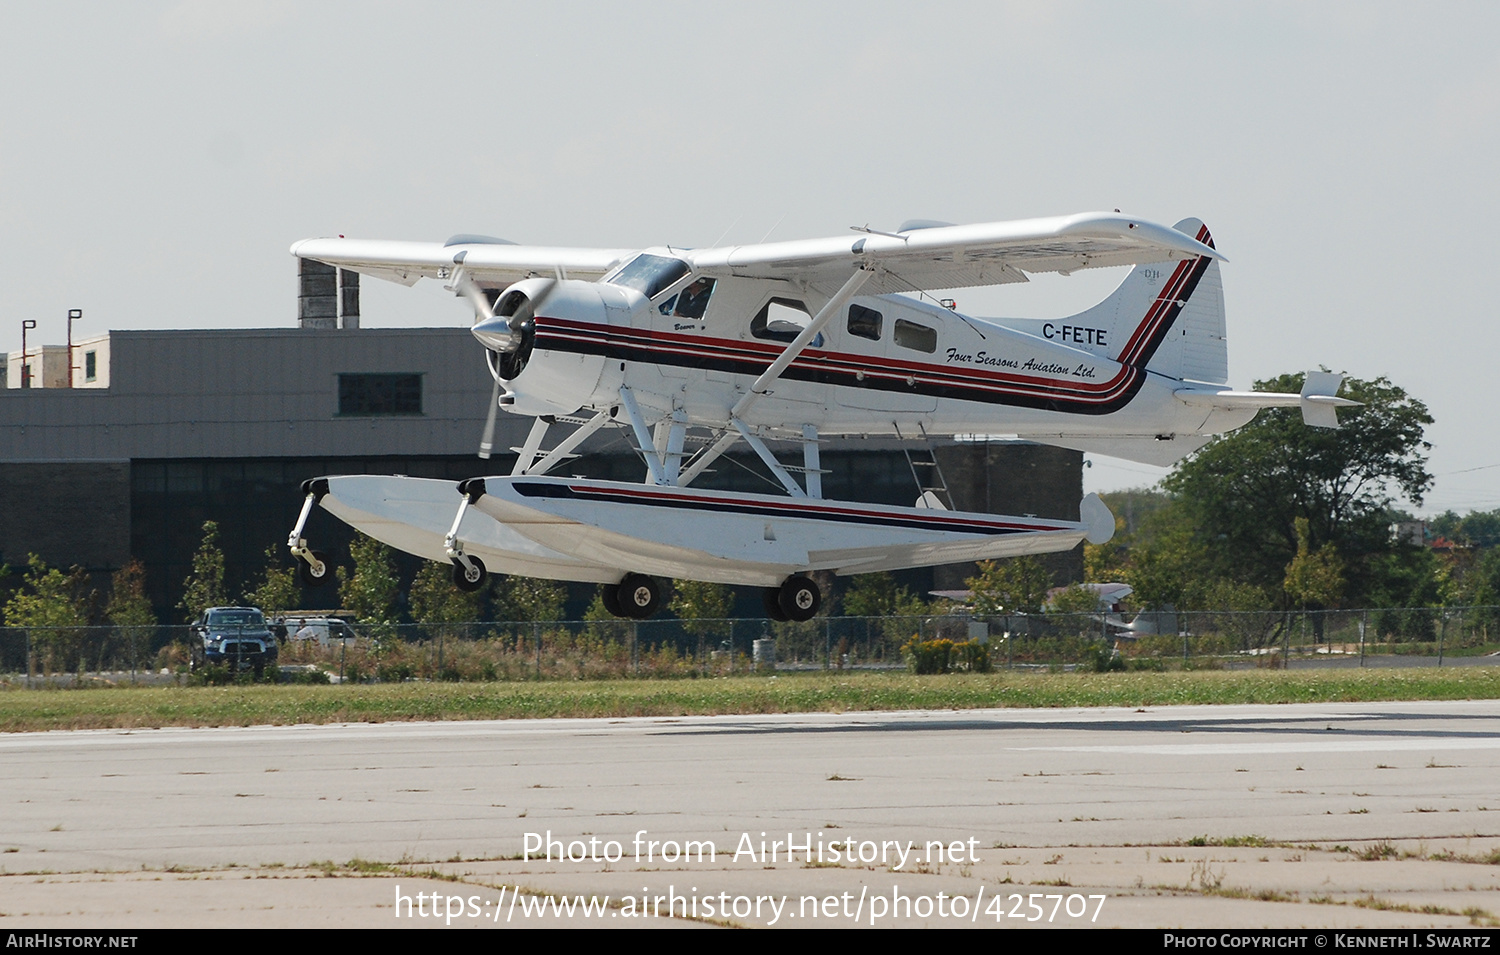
338 373 423 416
85 351 97 381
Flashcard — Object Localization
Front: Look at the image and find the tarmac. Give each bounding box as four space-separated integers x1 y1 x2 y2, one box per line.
2 700 1498 928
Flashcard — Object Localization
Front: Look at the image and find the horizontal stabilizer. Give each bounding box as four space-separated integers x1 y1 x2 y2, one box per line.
1300 371 1351 429
1081 493 1115 545
1173 371 1360 430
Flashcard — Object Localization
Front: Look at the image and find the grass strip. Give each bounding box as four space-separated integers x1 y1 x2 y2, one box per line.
0 667 1496 733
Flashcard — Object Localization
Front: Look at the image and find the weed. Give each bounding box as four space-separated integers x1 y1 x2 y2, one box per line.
1190 859 1224 893
1356 841 1398 861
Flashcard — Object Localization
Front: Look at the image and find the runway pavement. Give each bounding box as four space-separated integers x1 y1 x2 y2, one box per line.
2 700 1498 928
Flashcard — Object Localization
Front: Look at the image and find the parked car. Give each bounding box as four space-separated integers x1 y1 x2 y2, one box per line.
277 615 360 648
190 607 278 677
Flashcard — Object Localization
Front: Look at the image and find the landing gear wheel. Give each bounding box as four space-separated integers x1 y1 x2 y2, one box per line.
617 573 661 619
299 550 330 588
601 583 624 618
778 575 821 622
762 587 790 622
452 556 487 592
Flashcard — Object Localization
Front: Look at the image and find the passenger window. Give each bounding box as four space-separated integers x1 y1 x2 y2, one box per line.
894 318 937 353
848 304 882 341
751 297 815 343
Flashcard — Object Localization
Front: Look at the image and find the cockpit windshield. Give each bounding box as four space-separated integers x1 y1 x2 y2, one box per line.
607 253 691 300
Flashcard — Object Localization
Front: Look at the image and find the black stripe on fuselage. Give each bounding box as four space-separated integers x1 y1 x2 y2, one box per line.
533 252 1209 416
510 481 1065 537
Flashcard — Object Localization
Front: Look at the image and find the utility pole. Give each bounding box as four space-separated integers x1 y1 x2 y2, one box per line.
20 319 36 388
66 309 82 387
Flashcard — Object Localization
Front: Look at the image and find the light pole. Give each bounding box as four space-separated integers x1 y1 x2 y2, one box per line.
20 319 37 388
66 308 82 388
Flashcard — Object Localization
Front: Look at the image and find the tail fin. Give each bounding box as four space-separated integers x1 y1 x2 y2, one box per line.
1059 218 1227 384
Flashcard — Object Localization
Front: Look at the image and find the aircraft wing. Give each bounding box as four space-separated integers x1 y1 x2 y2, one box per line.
686 212 1224 296
289 237 634 288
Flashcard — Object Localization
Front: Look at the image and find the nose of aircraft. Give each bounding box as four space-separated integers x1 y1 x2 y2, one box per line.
471 315 520 352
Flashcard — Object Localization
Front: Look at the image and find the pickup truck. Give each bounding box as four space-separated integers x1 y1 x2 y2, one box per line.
190 607 279 677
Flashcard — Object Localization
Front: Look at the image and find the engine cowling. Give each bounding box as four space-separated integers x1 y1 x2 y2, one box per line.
471 277 609 416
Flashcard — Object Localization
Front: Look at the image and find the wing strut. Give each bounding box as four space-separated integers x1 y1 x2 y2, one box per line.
732 420 806 497
678 429 741 486
619 386 669 485
522 410 615 477
510 418 551 476
802 424 824 499
730 266 873 419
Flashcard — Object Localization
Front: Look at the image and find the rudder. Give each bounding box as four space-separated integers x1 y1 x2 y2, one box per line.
1058 218 1227 384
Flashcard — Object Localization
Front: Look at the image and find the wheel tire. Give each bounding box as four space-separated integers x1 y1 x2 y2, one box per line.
762 587 790 622
299 550 330 588
617 574 661 619
452 556 487 592
189 643 205 673
601 583 624 618
778 575 821 622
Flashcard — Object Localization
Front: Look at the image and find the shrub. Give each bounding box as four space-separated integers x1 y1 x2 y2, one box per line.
1090 644 1126 672
902 638 991 674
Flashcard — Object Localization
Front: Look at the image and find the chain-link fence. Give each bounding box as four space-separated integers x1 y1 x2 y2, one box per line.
1 606 1497 686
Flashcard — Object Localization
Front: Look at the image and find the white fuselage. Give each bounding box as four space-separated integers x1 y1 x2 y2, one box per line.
498 266 1244 445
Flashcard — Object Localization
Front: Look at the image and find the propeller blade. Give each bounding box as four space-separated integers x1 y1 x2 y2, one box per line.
451 268 495 322
478 370 502 459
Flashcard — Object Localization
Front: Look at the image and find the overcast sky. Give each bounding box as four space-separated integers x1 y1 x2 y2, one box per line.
2 2 1495 514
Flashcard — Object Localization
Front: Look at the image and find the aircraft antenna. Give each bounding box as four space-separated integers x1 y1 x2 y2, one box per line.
881 266 988 340
710 214 742 248
757 213 787 244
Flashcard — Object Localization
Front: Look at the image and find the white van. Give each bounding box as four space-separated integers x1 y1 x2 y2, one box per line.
278 616 360 648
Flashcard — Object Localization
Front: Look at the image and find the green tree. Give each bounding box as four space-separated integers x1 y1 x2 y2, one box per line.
105 560 156 671
243 545 300 616
179 521 228 621
1047 582 1101 615
496 576 567 622
1161 372 1432 606
669 579 733 639
966 556 1052 614
843 572 899 617
1283 517 1345 609
409 560 486 624
3 555 89 675
337 532 399 625
106 560 156 628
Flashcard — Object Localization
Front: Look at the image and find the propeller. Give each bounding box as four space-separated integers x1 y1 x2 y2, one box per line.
447 259 558 458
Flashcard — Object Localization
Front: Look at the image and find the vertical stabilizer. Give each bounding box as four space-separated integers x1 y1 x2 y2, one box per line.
1053 219 1226 384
